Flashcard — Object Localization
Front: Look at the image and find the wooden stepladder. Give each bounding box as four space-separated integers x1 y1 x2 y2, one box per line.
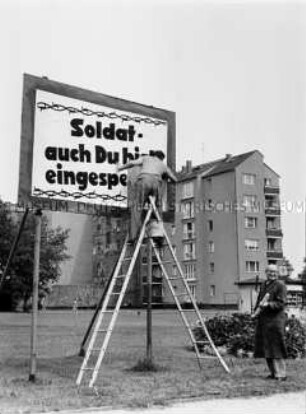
76 196 230 388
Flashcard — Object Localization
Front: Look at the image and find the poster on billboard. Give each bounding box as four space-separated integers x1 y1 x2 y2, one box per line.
18 74 175 216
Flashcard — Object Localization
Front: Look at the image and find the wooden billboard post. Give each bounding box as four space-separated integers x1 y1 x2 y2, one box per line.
146 237 153 364
29 209 42 382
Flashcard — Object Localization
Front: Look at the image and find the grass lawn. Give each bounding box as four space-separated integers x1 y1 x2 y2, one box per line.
0 309 305 413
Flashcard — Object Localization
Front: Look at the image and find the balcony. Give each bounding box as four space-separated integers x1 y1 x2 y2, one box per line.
185 275 197 282
266 228 283 237
267 250 283 259
265 207 281 216
264 185 280 195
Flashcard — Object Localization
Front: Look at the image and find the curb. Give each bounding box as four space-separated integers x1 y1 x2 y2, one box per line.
44 390 306 414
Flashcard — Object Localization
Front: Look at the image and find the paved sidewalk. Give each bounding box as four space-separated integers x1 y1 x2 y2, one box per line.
47 391 306 414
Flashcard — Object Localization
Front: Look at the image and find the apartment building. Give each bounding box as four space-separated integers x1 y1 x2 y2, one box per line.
173 150 283 312
48 150 284 312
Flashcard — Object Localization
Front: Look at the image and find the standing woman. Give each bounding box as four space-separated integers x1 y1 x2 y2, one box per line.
253 264 288 381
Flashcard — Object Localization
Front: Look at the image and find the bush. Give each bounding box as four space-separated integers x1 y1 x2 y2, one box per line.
285 315 306 358
193 312 306 358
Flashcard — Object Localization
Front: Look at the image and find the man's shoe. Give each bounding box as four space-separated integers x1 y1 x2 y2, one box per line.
266 374 275 379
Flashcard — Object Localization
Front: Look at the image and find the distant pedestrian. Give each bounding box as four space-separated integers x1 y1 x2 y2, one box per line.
252 264 287 381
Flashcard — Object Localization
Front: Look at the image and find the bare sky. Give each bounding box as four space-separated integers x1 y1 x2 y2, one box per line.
0 0 305 273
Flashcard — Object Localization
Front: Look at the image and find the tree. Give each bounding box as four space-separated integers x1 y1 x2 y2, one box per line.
0 201 17 270
0 202 70 311
0 201 18 309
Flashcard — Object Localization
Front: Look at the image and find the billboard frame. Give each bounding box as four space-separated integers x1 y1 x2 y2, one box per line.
18 74 176 218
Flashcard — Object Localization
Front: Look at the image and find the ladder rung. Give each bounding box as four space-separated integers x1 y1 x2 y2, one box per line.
178 309 199 312
123 257 133 261
153 260 173 265
82 367 95 371
198 355 217 360
142 302 163 305
111 292 121 295
116 274 126 279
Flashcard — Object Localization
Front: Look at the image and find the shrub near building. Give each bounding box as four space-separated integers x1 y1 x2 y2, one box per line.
193 313 306 358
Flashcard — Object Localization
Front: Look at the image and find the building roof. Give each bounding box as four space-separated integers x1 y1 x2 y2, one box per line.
263 162 280 178
177 150 261 182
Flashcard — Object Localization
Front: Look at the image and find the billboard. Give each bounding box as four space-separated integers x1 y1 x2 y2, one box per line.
18 74 175 216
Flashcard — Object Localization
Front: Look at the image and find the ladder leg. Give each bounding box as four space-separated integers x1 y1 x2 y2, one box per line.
148 196 230 374
89 210 153 387
149 239 202 369
76 235 130 386
79 250 123 357
77 205 155 388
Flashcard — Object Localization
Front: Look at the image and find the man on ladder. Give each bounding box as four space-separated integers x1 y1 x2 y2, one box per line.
118 150 177 243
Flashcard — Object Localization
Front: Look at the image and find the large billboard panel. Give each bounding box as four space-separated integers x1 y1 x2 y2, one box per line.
18 74 175 216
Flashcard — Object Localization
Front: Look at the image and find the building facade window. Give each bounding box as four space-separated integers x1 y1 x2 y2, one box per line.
208 241 215 253
245 216 257 228
183 242 196 260
209 285 216 297
188 283 196 298
243 173 256 185
185 264 196 280
209 262 215 273
208 220 213 232
264 178 272 186
245 239 259 251
182 181 194 199
267 239 277 251
243 195 257 211
268 259 277 266
183 222 195 239
182 201 194 219
246 261 260 272
265 195 279 209
266 217 277 229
